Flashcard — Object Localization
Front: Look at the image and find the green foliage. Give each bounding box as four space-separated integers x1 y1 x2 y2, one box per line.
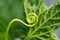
57 0 60 4
0 0 60 40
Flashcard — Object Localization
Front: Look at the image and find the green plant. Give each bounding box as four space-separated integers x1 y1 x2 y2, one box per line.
0 0 60 40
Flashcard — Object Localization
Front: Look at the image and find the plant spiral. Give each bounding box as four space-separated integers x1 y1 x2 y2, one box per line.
5 13 38 40
26 13 38 24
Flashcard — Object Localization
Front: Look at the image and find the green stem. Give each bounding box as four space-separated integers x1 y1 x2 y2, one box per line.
5 17 38 40
25 28 32 40
24 0 29 15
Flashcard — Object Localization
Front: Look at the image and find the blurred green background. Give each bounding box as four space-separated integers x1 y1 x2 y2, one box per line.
0 0 60 40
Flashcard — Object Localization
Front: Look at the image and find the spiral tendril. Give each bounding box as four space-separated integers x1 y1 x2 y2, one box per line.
26 13 38 24
5 13 38 40
5 0 39 39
